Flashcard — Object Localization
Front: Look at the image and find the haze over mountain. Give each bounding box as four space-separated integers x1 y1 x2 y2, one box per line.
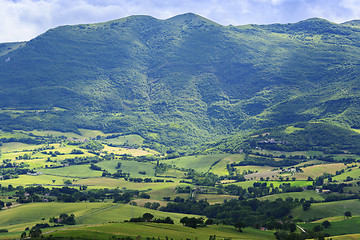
0 13 359 147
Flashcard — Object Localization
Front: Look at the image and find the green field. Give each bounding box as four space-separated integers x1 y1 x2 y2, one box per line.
75 177 180 191
299 216 360 236
44 223 276 240
195 193 238 204
0 174 74 187
333 168 360 181
223 180 257 189
102 144 157 156
0 201 211 239
40 165 103 178
0 142 40 153
103 134 144 146
295 163 347 180
161 154 230 173
261 180 313 188
331 233 360 239
259 190 324 201
96 160 156 177
210 154 246 175
291 200 360 221
284 126 304 134
0 202 114 233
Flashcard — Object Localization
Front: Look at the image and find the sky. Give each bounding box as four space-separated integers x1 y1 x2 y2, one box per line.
1 0 360 43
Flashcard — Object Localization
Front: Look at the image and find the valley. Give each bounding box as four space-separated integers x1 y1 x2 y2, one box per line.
0 126 359 239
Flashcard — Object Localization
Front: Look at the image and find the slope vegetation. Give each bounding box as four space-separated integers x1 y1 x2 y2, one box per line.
0 14 359 147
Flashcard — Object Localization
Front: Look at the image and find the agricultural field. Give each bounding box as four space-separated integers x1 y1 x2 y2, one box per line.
0 202 208 239
43 223 276 240
299 217 360 236
0 142 39 153
40 165 103 178
333 167 360 181
294 163 347 180
259 190 324 201
96 159 156 177
160 154 230 173
102 144 157 156
262 180 313 188
223 180 257 189
102 134 144 146
291 200 360 221
1 128 360 239
0 174 74 187
76 177 180 191
331 233 360 240
195 193 238 204
240 166 280 180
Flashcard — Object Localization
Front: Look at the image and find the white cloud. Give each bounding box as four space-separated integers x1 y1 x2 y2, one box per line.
0 0 359 43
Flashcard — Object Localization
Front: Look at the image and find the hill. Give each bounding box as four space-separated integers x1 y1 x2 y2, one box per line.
204 122 360 154
0 13 360 147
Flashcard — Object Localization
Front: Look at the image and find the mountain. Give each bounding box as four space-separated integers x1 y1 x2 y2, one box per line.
0 13 359 147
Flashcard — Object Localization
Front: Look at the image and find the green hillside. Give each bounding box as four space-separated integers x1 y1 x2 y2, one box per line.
205 122 360 154
0 14 360 148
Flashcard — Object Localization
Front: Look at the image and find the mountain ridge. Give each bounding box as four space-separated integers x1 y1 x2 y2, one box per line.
0 13 359 148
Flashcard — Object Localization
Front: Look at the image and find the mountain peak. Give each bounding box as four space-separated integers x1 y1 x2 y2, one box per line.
166 13 219 25
341 20 360 27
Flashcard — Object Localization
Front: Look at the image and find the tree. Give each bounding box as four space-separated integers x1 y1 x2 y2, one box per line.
150 202 160 210
180 217 189 226
63 179 72 185
302 202 311 211
142 213 154 222
20 232 27 239
29 228 42 238
322 220 331 228
344 211 352 219
288 223 297 233
6 202 12 208
180 217 204 228
313 225 322 232
234 220 246 232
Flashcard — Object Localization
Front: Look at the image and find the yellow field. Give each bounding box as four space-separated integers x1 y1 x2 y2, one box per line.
76 177 180 191
295 163 347 180
131 198 168 207
330 233 360 240
0 142 40 152
102 145 156 156
0 174 74 187
234 166 278 180
210 155 242 175
29 128 119 139
195 194 238 204
351 128 360 134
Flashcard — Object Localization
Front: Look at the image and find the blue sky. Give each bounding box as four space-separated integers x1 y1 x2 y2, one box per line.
1 0 360 42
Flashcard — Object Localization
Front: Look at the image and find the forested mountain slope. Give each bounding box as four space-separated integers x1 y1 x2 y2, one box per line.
0 13 359 146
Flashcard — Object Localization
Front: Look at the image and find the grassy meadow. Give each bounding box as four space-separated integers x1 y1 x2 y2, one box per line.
294 163 347 180
161 154 230 173
259 190 323 201
96 159 156 177
43 223 276 240
291 200 360 221
1 127 360 239
299 217 360 236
